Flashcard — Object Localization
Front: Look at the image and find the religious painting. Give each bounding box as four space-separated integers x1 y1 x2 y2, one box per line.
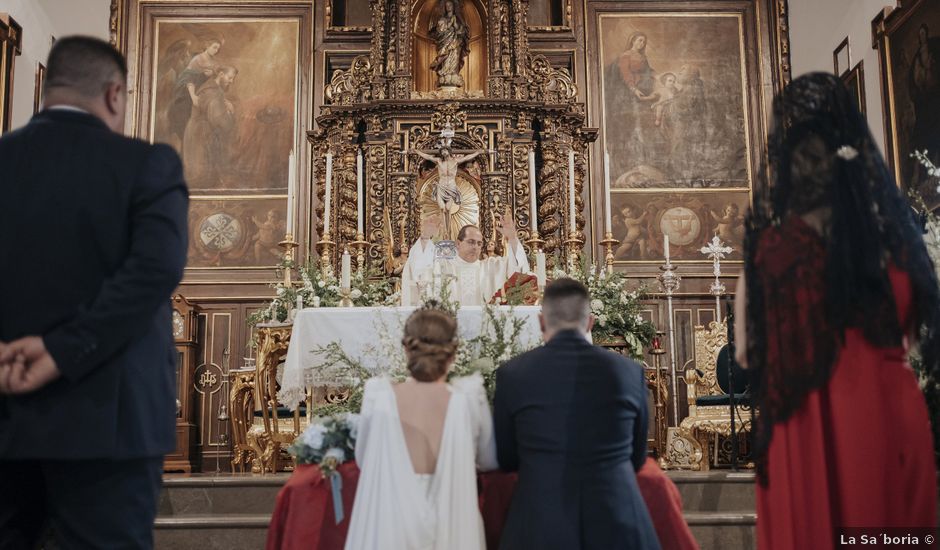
149 19 299 194
609 191 748 262
118 1 313 271
874 0 940 209
598 13 751 190
188 199 287 268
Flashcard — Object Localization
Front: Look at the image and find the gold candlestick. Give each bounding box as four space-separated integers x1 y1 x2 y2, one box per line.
338 287 353 308
564 231 584 272
279 234 299 286
647 331 669 466
316 234 335 277
349 233 369 272
599 232 620 274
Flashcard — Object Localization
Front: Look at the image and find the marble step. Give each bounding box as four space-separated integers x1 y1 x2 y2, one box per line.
670 470 756 513
154 515 269 550
153 512 756 550
159 470 756 517
159 474 288 516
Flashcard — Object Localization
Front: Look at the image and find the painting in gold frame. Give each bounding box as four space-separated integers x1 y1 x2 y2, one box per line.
873 0 940 208
114 1 313 270
597 13 752 191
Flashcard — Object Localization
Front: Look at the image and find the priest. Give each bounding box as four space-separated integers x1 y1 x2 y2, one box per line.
401 212 530 306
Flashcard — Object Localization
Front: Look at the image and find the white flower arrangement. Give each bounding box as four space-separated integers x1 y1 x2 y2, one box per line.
912 150 940 193
248 260 397 327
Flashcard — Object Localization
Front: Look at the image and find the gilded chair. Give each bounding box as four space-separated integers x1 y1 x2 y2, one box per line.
667 319 753 471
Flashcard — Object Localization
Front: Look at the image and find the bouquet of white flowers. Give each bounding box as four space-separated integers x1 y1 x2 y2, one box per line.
287 413 359 476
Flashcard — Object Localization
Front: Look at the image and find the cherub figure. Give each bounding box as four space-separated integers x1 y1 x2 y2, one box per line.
710 203 744 244
614 202 649 259
251 209 283 263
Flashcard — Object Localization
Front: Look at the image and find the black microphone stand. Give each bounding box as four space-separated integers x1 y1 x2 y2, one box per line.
725 301 739 471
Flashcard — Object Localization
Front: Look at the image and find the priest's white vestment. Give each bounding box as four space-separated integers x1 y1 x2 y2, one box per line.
400 239 530 306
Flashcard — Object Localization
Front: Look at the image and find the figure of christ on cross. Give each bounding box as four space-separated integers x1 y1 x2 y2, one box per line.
406 145 489 239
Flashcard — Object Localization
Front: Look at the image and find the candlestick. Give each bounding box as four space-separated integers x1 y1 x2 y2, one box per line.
340 248 351 291
568 149 576 234
535 250 546 289
658 260 681 426
349 232 369 272
323 152 333 235
286 149 295 235
603 150 612 234
528 149 538 235
316 234 335 277
647 330 669 463
564 231 584 272
356 150 364 235
599 232 620 275
279 234 298 286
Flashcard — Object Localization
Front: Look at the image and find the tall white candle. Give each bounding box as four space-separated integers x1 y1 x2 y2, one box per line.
568 149 576 234
323 152 333 235
604 150 612 234
535 251 546 289
341 249 351 291
528 150 538 234
286 149 295 235
356 150 364 235
664 234 670 263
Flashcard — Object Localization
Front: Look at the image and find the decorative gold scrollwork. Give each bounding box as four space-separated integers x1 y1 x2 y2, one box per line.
526 54 578 104
325 56 373 105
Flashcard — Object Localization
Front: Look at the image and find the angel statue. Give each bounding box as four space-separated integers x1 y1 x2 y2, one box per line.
429 0 470 89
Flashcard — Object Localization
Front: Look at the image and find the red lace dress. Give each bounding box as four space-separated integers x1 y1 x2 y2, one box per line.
754 218 936 549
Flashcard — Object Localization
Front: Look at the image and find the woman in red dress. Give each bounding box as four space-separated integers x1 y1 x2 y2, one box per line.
734 73 939 549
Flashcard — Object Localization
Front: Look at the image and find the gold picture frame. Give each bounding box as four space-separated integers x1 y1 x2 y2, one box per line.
112 0 315 275
584 1 790 268
0 13 22 134
873 0 940 208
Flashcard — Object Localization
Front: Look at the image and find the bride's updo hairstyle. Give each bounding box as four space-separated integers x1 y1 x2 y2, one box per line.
401 309 458 382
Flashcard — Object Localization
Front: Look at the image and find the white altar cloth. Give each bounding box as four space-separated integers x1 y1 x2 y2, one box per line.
278 305 543 408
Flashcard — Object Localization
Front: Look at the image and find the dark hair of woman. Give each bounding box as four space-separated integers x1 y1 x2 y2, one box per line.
401 309 459 382
744 72 940 483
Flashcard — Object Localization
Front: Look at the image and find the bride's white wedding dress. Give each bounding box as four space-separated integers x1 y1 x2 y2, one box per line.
344 374 498 550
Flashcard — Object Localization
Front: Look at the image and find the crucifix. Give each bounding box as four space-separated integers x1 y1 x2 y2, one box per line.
700 235 733 322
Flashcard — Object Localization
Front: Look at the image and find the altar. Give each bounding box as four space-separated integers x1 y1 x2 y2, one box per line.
231 305 543 473
278 305 543 409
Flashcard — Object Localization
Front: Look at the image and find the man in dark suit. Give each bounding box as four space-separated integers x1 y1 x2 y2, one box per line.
494 278 660 550
0 36 188 549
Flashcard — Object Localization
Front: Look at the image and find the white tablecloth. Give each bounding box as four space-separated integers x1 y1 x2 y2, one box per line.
278 306 543 408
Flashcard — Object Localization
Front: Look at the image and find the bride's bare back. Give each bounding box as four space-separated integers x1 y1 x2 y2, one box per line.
393 379 452 474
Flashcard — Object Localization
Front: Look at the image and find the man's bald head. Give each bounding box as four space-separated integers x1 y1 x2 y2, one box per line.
43 36 128 132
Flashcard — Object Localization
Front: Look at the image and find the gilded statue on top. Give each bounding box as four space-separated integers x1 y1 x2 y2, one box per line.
429 0 470 89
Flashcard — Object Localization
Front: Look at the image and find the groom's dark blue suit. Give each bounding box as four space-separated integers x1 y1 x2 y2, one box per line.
494 330 661 550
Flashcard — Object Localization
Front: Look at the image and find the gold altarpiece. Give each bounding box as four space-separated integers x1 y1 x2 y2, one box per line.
312 0 596 272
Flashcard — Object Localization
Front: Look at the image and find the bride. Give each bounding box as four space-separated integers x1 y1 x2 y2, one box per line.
344 308 498 550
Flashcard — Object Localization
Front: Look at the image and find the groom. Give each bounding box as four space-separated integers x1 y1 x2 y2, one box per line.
493 279 660 550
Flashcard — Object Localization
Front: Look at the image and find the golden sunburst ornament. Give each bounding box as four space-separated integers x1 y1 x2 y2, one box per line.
418 173 481 240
